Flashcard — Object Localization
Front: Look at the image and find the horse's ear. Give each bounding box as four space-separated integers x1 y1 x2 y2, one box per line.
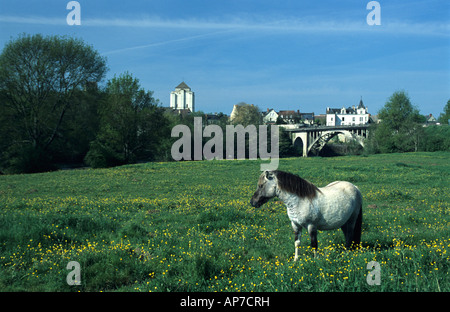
265 170 274 180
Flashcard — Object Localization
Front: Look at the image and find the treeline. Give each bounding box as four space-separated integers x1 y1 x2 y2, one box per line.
0 34 180 173
0 71 178 173
364 91 450 155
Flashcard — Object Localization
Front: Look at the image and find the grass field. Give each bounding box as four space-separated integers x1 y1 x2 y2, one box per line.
0 152 448 292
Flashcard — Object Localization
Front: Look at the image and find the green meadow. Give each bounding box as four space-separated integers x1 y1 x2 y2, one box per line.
0 152 448 291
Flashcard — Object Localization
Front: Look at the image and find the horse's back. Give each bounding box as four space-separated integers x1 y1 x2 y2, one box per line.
322 181 360 195
315 181 362 230
321 181 362 206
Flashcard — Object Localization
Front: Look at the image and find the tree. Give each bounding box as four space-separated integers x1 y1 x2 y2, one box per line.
0 34 108 172
51 87 106 164
85 72 169 168
420 125 450 152
438 99 450 125
230 102 262 126
278 127 296 157
373 91 423 153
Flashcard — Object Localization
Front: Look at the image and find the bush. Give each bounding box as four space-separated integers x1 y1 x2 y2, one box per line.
84 140 125 168
3 145 56 174
420 125 450 152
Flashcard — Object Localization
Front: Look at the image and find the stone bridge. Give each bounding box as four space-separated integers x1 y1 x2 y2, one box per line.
283 125 369 157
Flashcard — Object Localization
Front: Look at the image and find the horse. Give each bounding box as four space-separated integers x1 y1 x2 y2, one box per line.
250 170 363 260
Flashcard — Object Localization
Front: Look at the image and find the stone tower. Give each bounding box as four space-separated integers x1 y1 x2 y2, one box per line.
170 82 195 112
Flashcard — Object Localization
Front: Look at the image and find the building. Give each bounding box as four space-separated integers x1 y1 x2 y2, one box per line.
326 98 369 126
170 82 195 112
262 109 279 124
262 109 314 125
278 110 302 124
425 114 438 125
299 112 315 125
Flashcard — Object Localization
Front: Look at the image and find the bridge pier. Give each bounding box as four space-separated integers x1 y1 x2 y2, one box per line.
292 132 308 157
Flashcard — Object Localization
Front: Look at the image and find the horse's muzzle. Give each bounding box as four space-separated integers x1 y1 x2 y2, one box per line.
250 199 260 208
251 196 269 208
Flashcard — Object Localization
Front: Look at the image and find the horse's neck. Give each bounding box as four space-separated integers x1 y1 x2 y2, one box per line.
277 187 321 223
276 188 311 210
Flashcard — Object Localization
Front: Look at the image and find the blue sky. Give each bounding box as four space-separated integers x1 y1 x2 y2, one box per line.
1 0 449 117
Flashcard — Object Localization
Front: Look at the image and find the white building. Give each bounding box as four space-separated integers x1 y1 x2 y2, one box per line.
170 82 195 112
326 98 369 126
263 109 279 124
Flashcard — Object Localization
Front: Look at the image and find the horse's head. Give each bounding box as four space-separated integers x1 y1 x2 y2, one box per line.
250 170 278 208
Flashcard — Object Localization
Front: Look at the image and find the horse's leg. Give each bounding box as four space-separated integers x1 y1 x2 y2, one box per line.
307 224 318 258
341 222 353 249
292 222 302 261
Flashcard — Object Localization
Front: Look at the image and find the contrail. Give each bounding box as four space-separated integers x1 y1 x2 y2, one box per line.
102 30 234 55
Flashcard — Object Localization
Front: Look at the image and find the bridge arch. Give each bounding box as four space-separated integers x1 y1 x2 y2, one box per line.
308 130 364 156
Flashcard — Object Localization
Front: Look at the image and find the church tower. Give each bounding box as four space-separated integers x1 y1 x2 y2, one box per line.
170 82 195 112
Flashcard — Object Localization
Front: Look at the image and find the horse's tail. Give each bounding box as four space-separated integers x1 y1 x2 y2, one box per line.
352 202 363 248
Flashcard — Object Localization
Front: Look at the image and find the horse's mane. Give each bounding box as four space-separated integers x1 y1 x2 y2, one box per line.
274 170 320 199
